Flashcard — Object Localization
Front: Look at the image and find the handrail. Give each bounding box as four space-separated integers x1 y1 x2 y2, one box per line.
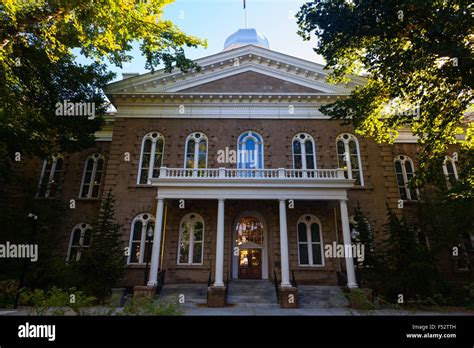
224 274 229 306
156 167 346 180
291 270 297 288
207 269 212 287
273 270 280 303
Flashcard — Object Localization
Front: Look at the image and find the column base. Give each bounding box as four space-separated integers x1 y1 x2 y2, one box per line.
133 285 156 299
347 282 358 289
207 286 226 308
279 286 298 308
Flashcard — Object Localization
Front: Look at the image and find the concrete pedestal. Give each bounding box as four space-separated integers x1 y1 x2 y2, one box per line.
133 285 156 299
279 287 298 308
207 286 226 307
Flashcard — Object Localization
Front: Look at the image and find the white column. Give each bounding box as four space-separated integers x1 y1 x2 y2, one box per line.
147 198 165 286
214 199 225 287
340 199 358 288
279 199 291 287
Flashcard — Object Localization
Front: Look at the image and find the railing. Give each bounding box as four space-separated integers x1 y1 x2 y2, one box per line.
224 274 229 306
291 270 297 288
273 270 280 303
156 167 346 181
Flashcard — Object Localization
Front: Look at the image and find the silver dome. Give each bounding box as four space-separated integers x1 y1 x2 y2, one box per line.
223 28 269 51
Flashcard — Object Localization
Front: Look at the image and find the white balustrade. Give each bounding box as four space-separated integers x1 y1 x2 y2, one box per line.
156 167 346 181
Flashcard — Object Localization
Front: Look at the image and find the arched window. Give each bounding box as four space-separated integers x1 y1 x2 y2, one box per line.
297 215 324 266
442 156 458 188
336 134 363 185
293 133 316 170
237 131 264 170
67 223 92 262
178 213 204 265
80 153 104 199
185 132 208 169
128 213 155 264
394 155 418 200
137 132 165 184
37 155 63 198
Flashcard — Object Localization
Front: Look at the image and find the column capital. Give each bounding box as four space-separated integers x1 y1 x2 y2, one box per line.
217 198 225 203
339 198 349 204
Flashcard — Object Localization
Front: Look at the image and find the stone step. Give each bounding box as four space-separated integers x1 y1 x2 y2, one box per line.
227 280 278 306
158 284 207 306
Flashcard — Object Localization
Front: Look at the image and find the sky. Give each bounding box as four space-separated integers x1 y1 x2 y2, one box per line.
75 0 325 81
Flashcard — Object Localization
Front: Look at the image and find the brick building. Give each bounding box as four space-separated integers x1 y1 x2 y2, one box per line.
23 29 472 304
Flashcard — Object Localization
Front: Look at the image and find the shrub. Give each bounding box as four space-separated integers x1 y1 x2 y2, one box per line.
123 296 183 316
19 287 96 315
0 279 19 308
346 289 375 311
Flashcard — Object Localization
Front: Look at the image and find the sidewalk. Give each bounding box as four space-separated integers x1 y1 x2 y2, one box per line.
1 306 472 316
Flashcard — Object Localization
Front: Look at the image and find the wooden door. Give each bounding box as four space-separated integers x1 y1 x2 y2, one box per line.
238 249 262 279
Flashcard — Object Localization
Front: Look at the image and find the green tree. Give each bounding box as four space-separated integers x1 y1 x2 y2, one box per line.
0 0 206 179
376 208 445 301
74 190 125 300
297 0 473 184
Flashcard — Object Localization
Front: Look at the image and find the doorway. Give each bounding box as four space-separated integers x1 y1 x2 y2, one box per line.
238 249 262 279
232 213 268 280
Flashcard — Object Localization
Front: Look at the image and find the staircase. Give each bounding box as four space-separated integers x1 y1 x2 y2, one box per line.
298 285 348 308
227 279 278 307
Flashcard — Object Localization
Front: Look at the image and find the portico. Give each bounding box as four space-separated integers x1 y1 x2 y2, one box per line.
146 167 358 296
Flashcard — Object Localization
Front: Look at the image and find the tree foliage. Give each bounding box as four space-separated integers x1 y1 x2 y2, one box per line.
0 0 206 179
74 190 125 300
297 0 473 184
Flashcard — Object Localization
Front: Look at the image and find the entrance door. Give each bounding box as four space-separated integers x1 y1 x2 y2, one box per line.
238 249 262 279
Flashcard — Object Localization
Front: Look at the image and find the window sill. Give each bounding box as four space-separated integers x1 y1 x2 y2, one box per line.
349 186 373 191
76 198 101 201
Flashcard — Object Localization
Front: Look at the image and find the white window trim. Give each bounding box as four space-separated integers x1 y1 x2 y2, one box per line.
127 213 155 264
336 134 364 186
442 156 459 189
177 213 205 265
297 215 325 267
394 155 419 201
184 132 208 170
237 130 264 169
137 132 165 185
292 133 317 170
36 155 63 198
66 223 92 262
79 153 104 199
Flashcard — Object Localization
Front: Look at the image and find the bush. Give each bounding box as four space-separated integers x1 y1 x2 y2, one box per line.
346 289 376 311
123 296 183 316
0 279 19 308
19 287 96 315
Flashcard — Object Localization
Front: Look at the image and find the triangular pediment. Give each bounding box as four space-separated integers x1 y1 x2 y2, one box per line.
178 71 323 93
106 45 365 98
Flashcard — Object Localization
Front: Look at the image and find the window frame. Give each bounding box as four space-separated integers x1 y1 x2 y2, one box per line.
36 155 63 198
297 215 325 267
336 134 364 186
237 131 264 170
184 132 208 170
394 155 419 201
292 133 317 170
79 153 105 199
127 213 155 264
442 156 459 189
66 223 92 262
137 132 165 185
177 213 205 266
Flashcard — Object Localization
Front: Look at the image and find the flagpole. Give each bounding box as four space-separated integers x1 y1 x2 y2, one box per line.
244 0 247 28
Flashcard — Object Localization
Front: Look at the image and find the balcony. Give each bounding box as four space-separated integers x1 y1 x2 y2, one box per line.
148 167 354 200
153 167 344 180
